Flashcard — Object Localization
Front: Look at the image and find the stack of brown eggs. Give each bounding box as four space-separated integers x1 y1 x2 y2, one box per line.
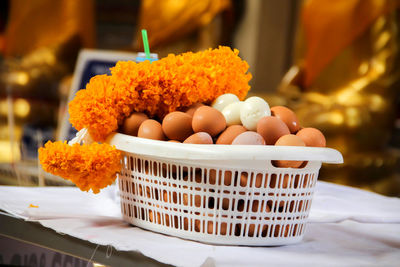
120 93 326 169
119 94 327 238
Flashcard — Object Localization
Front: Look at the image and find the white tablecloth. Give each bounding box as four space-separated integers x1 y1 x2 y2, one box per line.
1 181 399 267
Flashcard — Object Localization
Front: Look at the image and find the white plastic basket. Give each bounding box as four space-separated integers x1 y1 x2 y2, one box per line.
107 133 343 246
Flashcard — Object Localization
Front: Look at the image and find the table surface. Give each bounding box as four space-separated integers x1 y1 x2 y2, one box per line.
0 212 169 267
0 182 399 267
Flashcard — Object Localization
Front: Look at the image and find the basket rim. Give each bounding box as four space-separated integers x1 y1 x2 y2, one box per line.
107 133 343 164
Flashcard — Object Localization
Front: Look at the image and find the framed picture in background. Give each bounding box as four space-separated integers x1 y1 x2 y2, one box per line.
58 49 138 141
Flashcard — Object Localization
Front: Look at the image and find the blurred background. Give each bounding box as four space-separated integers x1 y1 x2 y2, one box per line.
1 0 400 196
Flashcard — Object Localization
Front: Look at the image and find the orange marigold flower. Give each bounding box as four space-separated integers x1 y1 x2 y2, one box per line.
38 141 121 194
69 46 251 141
69 75 120 142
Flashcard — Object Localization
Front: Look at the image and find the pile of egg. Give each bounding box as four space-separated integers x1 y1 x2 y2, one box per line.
120 93 326 168
120 94 326 236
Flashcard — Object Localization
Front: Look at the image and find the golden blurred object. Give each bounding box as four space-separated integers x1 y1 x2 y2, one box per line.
278 0 400 196
13 98 30 118
0 37 81 158
0 140 21 163
136 0 231 53
301 0 399 88
0 36 81 101
0 0 95 188
0 0 95 100
5 71 29 86
4 0 94 57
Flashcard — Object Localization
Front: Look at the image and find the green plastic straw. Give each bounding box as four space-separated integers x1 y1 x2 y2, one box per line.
141 29 151 60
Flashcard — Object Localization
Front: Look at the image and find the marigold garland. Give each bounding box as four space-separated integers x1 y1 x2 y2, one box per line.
69 46 251 142
40 46 252 193
38 141 121 193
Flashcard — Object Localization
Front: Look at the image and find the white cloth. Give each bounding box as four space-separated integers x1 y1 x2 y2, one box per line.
0 182 399 267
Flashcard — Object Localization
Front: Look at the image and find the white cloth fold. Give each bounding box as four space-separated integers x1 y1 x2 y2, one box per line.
310 182 400 223
0 181 399 267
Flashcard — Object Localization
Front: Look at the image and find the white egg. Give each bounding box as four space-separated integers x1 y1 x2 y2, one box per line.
240 96 271 130
222 101 244 126
212 93 240 111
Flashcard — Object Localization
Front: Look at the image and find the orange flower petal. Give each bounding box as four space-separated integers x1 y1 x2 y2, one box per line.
38 141 121 194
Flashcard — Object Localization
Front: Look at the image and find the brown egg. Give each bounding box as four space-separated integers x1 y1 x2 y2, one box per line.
221 196 232 210
247 223 269 237
183 132 213 144
184 103 205 116
271 106 301 133
168 140 181 143
149 210 161 224
239 173 264 188
194 214 230 235
249 200 271 213
183 173 202 183
182 185 203 207
162 111 193 141
209 169 233 185
232 131 266 145
236 199 271 214
273 134 305 168
121 112 148 136
138 119 166 140
162 185 178 204
192 106 226 137
269 173 291 188
149 209 179 227
296 127 326 147
273 224 291 238
267 199 285 210
294 174 310 188
216 125 247 144
206 220 229 235
256 116 290 145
